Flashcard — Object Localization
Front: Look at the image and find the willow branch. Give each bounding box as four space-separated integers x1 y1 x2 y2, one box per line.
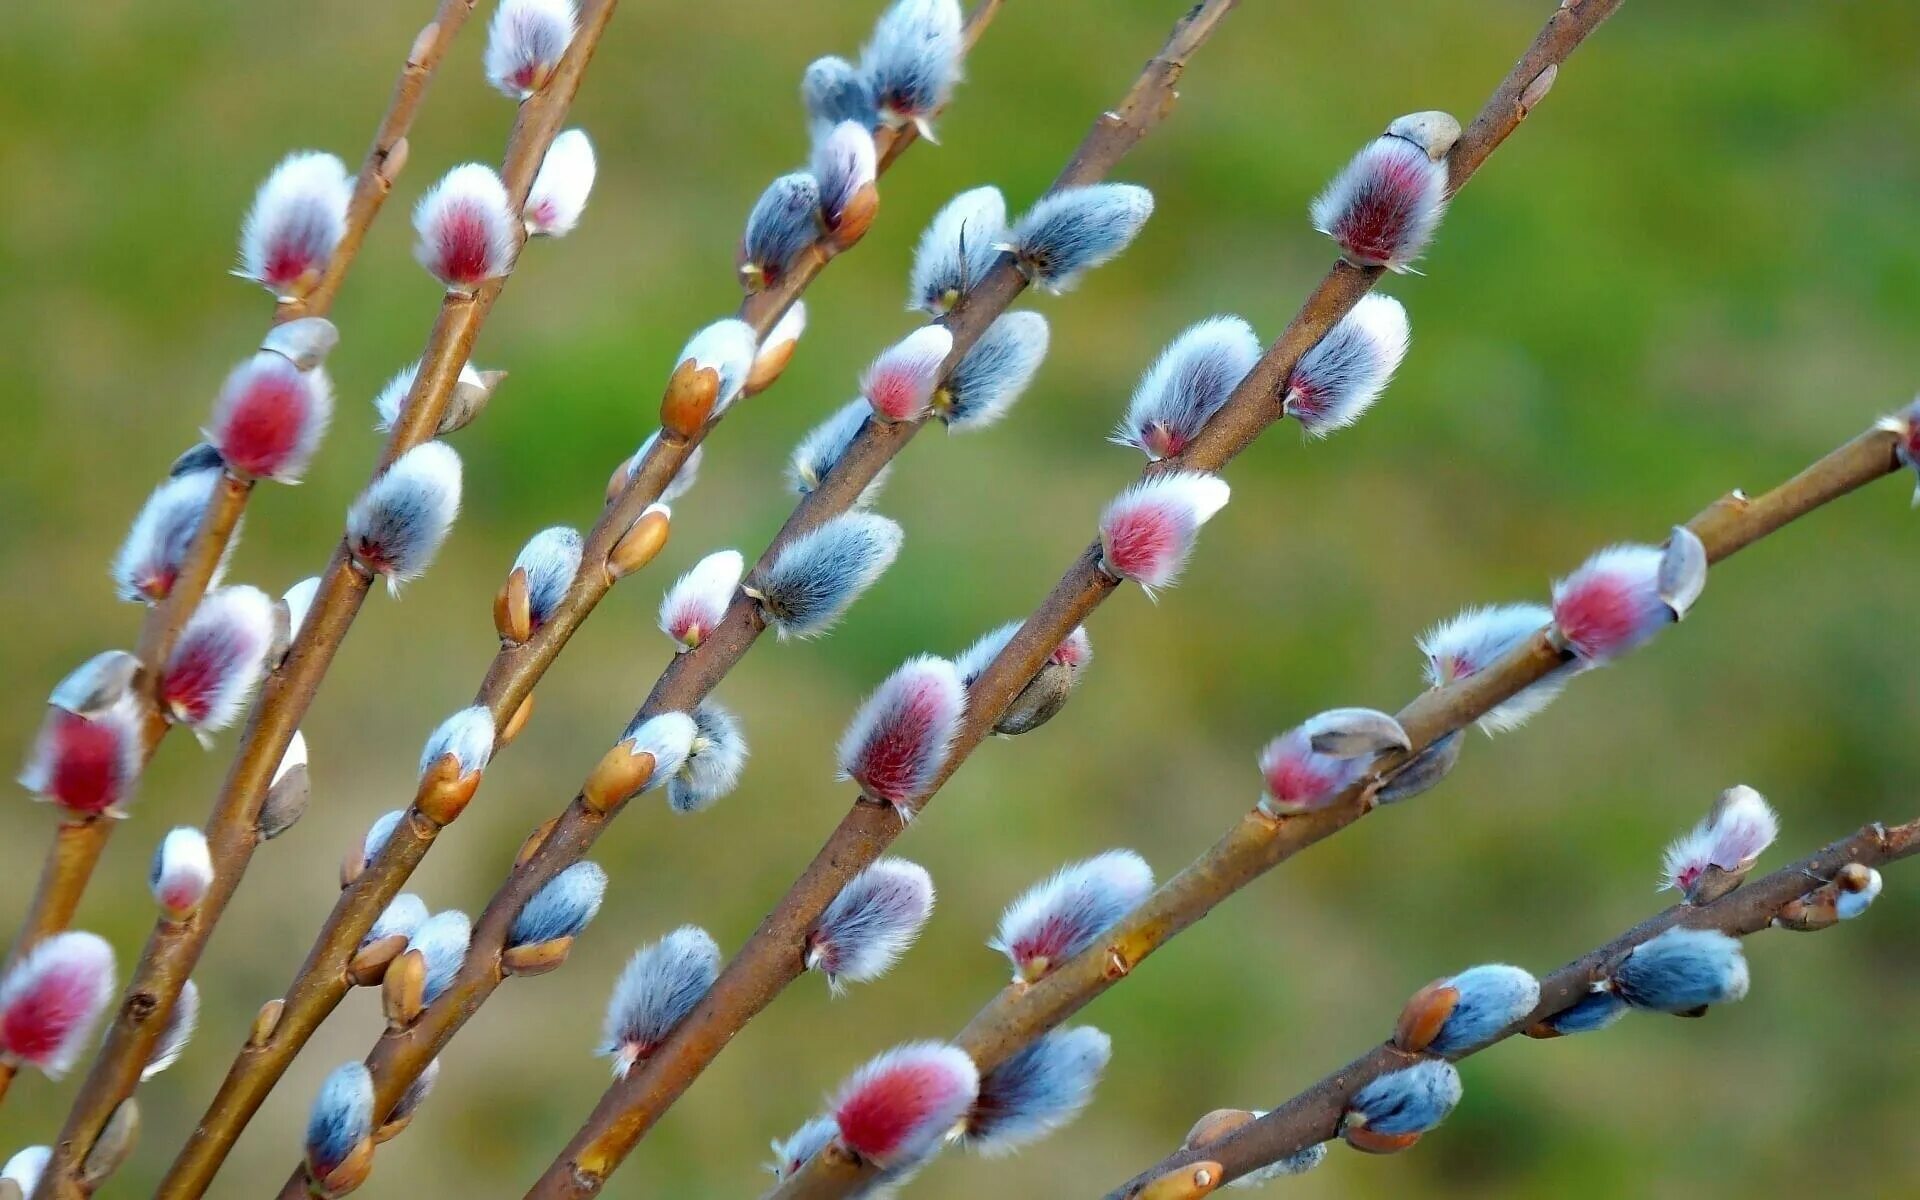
163 11 1008 1198
250 5 1234 1197
532 4 1621 1195
0 0 473 1118
1 2 476 994
31 6 618 1195
1106 816 1920 1195
770 417 1904 1198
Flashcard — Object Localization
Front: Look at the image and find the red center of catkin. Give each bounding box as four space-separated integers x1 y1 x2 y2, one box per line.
158 875 201 913
1010 913 1076 969
854 684 943 804
1286 377 1327 423
1265 751 1338 808
223 369 307 476
1335 144 1430 265
1142 422 1187 459
0 963 91 1062
866 365 927 422
1102 504 1179 581
48 714 123 813
1049 637 1087 669
263 221 321 288
525 198 557 230
1555 574 1642 658
1674 863 1704 894
837 1062 951 1161
437 201 494 286
162 637 238 724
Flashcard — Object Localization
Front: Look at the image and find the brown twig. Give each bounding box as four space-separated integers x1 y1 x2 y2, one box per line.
0 0 475 1111
1105 816 1920 1195
30 5 618 1195
249 4 1235 1197
769 420 1905 1197
160 8 1010 1195
532 4 1621 1195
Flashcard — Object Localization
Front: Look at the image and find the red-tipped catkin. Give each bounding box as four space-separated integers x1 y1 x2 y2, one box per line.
1311 112 1459 272
1257 727 1369 815
159 585 275 735
413 164 517 293
150 826 213 920
1661 784 1779 899
991 850 1153 983
114 466 230 604
811 119 878 233
1113 316 1260 461
659 550 744 650
485 0 577 99
807 858 935 993
836 655 966 816
600 926 720 1078
861 0 965 141
0 931 116 1079
1096 471 1230 595
829 1041 979 1169
526 128 596 237
236 152 351 299
1419 603 1565 734
1283 293 1408 438
208 352 333 482
20 702 142 816
863 326 954 423
346 441 463 594
1550 544 1672 664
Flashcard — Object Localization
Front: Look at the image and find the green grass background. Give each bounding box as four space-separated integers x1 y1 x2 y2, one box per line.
3 0 1918 1196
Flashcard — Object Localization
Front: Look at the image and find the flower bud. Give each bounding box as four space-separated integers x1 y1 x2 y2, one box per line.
150 826 214 920
49 651 139 718
863 326 953 423
1344 1060 1460 1141
1837 864 1883 920
753 511 904 639
954 621 1092 737
1230 1141 1328 1187
141 978 199 1080
830 1041 978 1168
669 701 749 814
607 503 671 580
803 55 879 137
667 319 758 428
1661 785 1779 902
210 351 334 484
304 1062 374 1189
1422 964 1539 1054
837 655 966 815
1 1147 49 1194
766 1116 838 1186
660 550 744 650
789 400 892 507
1374 730 1462 805
1311 114 1458 272
0 931 115 1078
909 185 1006 315
346 441 463 594
407 910 472 1004
509 861 607 951
585 711 697 812
1659 526 1708 620
412 164 516 293
258 729 311 840
507 526 584 637
936 311 1048 431
1419 603 1564 734
1097 471 1230 595
1606 927 1749 1013
614 431 704 505
861 0 965 140
485 0 576 99
20 701 142 816
807 858 934 992
374 1056 439 1143
747 301 808 397
372 359 505 436
1113 316 1260 460
962 1026 1110 1155
1282 294 1408 438
237 152 351 299
160 585 275 736
740 173 821 293
114 468 231 603
1526 988 1628 1038
600 926 719 1078
991 850 1153 983
1008 184 1155 293
1301 707 1410 757
525 128 595 237
1550 544 1673 664
1257 726 1369 816
260 315 339 372
811 120 878 241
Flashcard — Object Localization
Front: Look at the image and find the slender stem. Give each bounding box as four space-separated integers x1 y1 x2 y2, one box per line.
159 8 1011 1194
1105 817 1920 1196
0 0 475 1063
535 4 1622 1194
30 6 618 1196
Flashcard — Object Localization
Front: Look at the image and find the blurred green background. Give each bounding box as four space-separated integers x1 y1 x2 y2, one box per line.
4 0 1919 1196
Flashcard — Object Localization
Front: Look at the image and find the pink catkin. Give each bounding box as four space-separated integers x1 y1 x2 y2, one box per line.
837 1060 963 1161
437 205 495 287
1101 505 1180 582
2 961 96 1065
1329 140 1433 265
44 713 129 814
1554 573 1643 659
852 683 947 804
219 363 310 476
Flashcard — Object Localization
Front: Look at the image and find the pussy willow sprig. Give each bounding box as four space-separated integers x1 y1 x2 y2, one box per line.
0 2 479 1093
762 406 1906 1196
159 5 1002 1194
30 3 620 1194
532 3 1622 1195
1104 813 1916 1197
263 6 1225 1197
